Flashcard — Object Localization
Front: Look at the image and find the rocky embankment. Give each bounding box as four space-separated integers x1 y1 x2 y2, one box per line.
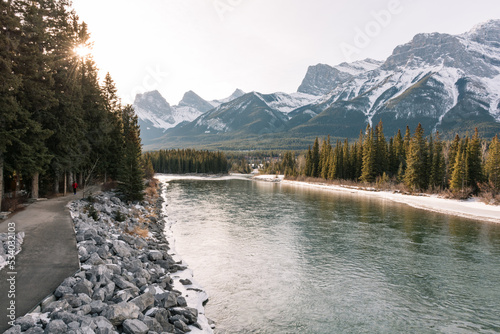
4 184 212 334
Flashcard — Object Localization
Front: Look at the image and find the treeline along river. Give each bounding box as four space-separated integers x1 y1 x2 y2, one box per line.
159 176 500 333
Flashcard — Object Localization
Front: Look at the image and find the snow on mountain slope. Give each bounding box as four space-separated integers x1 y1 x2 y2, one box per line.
257 92 321 115
133 90 175 128
305 20 500 131
333 58 382 76
133 89 247 134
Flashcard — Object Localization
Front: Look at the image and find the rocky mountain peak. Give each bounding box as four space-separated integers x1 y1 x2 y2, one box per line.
382 32 463 70
230 88 245 99
178 90 214 113
466 19 500 47
297 63 353 96
133 90 175 124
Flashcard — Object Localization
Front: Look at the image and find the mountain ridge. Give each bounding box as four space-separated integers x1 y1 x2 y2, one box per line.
137 19 500 151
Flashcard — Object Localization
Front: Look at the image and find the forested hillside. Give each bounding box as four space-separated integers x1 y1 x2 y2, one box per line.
0 0 144 208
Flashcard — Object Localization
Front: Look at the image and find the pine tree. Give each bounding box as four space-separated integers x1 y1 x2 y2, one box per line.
0 0 23 209
11 0 59 197
465 128 483 192
102 73 123 181
44 8 88 193
311 137 320 178
392 129 405 176
485 135 500 193
403 126 411 160
118 105 144 201
374 120 388 177
450 141 467 192
342 139 351 180
304 146 313 177
404 123 428 191
429 132 446 189
355 131 364 180
447 134 461 185
319 136 331 179
360 125 376 183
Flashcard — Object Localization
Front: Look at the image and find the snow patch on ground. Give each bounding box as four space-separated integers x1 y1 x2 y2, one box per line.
0 232 25 272
282 180 500 223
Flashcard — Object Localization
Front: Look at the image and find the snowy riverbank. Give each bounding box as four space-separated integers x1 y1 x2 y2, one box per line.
279 178 500 223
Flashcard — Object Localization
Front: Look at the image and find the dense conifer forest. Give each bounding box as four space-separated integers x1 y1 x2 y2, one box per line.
0 0 144 208
143 149 229 175
282 122 500 199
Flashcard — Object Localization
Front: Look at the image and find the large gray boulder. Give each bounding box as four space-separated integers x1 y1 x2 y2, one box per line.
130 292 155 312
122 319 149 334
112 240 132 258
44 319 67 334
101 301 140 326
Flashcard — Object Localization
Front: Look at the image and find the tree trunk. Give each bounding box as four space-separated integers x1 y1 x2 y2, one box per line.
32 172 39 199
79 173 83 186
0 154 3 212
15 173 20 195
68 172 74 194
63 172 67 196
54 173 59 194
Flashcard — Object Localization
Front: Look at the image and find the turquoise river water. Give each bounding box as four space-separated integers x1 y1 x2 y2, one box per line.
161 177 500 334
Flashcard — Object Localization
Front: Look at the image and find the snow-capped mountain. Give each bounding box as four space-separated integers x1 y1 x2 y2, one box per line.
293 19 500 138
172 92 288 135
134 89 246 143
211 88 246 107
297 59 382 96
142 20 500 149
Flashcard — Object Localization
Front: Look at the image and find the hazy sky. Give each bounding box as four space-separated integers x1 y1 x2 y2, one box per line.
71 0 500 105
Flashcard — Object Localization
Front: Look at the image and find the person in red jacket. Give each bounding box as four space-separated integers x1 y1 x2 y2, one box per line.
72 181 78 195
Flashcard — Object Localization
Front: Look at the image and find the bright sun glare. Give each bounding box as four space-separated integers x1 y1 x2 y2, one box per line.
74 45 91 58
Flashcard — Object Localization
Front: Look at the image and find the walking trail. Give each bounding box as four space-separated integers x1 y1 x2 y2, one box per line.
0 192 80 332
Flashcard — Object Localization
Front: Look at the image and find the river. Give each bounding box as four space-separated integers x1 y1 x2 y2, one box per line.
159 176 500 333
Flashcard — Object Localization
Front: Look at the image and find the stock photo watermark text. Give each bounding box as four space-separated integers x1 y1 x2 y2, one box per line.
6 222 17 326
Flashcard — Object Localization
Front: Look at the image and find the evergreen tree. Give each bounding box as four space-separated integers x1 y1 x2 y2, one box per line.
304 146 313 177
374 120 388 177
118 105 144 201
450 141 467 192
392 129 405 176
0 0 23 209
10 0 58 197
355 131 364 180
404 123 428 191
360 125 376 183
311 137 320 178
447 134 461 185
342 139 351 180
281 151 296 176
102 73 123 181
44 8 88 193
319 136 331 179
485 135 500 193
465 128 483 192
429 132 446 189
